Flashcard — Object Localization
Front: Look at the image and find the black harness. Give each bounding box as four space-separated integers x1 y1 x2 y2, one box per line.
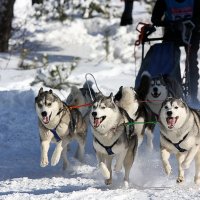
94 137 119 155
161 133 189 153
50 103 75 143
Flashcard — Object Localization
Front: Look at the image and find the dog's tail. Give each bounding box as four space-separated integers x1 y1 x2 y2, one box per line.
135 72 151 100
82 80 96 101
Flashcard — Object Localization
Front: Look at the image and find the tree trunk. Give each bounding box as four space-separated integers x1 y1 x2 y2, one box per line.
0 0 15 52
32 0 43 5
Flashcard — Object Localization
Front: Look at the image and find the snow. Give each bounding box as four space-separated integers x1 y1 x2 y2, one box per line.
1 0 200 199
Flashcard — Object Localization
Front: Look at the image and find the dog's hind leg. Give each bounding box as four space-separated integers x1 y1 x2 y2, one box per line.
62 145 69 170
123 136 138 186
176 153 186 183
145 127 154 150
75 137 85 162
194 150 200 184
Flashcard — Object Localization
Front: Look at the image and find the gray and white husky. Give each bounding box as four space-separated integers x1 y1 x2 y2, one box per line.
66 81 95 122
137 73 183 115
114 86 155 149
90 93 138 186
35 88 87 170
159 97 200 184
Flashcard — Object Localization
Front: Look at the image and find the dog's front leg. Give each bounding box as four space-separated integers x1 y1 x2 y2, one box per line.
51 140 68 166
96 152 110 180
105 156 113 185
176 153 186 183
194 149 200 184
182 145 199 169
114 150 127 172
161 147 172 175
40 140 50 167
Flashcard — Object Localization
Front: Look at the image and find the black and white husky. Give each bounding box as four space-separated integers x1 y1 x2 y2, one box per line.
35 88 87 170
66 81 95 121
159 97 200 184
114 86 155 149
90 93 138 186
137 73 183 116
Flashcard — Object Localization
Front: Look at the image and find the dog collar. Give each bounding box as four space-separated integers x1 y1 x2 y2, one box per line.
94 137 118 155
161 133 188 152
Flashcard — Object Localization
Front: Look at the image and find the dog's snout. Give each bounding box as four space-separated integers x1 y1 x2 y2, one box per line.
92 112 97 117
41 111 47 117
167 111 172 117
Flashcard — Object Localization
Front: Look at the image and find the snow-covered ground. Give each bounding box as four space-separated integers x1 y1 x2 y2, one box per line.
0 0 200 199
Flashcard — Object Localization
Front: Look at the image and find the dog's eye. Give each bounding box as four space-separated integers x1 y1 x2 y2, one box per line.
101 106 106 109
47 103 52 106
38 103 42 108
164 106 168 109
175 106 178 109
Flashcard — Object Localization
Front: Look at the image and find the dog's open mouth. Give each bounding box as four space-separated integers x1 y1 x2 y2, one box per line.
42 113 52 124
151 92 161 98
166 116 179 129
93 116 106 128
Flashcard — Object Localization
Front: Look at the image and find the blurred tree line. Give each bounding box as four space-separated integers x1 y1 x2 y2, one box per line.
0 0 155 52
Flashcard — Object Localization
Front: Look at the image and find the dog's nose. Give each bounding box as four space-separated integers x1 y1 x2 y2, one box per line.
153 87 158 92
92 112 97 117
41 111 47 117
167 111 172 117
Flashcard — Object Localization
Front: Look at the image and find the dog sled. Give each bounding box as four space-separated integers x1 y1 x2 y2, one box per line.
134 21 194 100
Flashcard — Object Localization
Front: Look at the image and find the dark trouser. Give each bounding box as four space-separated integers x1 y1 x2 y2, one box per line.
120 0 134 26
185 33 200 102
164 29 200 103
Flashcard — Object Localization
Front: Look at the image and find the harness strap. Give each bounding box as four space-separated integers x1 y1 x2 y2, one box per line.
95 137 119 155
50 128 61 142
161 133 188 152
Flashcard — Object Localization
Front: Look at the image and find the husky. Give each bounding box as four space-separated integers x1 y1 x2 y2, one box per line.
159 97 200 184
35 88 87 170
66 81 95 123
114 86 155 149
90 92 138 185
137 73 183 116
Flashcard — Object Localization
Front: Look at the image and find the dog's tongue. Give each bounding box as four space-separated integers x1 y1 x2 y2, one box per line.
167 117 176 128
43 116 49 124
94 118 101 127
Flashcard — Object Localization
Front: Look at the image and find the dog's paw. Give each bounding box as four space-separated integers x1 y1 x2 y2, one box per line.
40 157 49 167
51 151 61 166
176 176 184 183
182 161 190 169
99 162 110 179
164 164 172 175
124 181 129 188
105 178 112 185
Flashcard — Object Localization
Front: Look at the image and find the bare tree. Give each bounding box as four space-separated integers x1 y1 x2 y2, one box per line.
0 0 15 52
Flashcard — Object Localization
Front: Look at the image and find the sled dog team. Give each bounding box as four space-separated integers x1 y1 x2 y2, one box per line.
35 73 200 186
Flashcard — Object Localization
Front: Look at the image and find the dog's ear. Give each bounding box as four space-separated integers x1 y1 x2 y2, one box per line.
109 92 113 98
49 89 53 94
136 75 150 100
38 87 43 95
